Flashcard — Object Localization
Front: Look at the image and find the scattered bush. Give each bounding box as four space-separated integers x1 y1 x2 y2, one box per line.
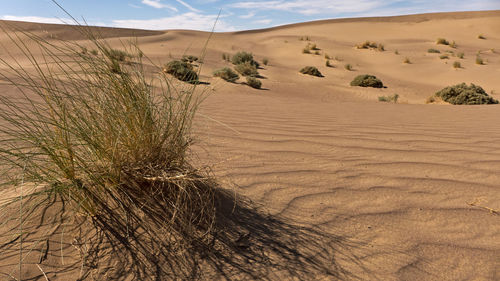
299 66 323 77
246 76 262 89
356 41 384 51
232 51 259 67
450 41 457 48
478 34 486 39
302 47 311 54
476 55 484 65
428 48 441 53
350 74 384 88
262 58 269 65
314 50 321 55
453 61 461 68
90 49 98 55
378 94 399 103
440 55 449 59
394 49 399 55
105 48 132 62
344 63 353 71
163 60 198 83
234 61 259 77
325 54 332 59
181 55 199 63
457 52 464 59
436 38 449 45
326 60 333 67
434 83 498 105
309 43 320 50
213 67 239 82
403 57 411 64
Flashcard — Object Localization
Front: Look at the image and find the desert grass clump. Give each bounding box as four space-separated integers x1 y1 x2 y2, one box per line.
299 66 323 77
324 53 332 60
378 94 399 103
344 63 353 71
436 38 449 45
0 23 218 278
302 47 311 54
450 41 457 48
326 60 333 67
234 61 259 77
476 55 484 65
356 41 384 51
428 48 441 53
262 58 269 66
440 55 449 59
232 51 259 67
457 52 464 59
403 57 411 64
246 76 262 89
163 60 199 83
213 67 239 82
105 47 133 62
181 55 199 63
478 34 486 39
350 74 384 88
394 49 399 55
434 83 498 105
453 61 461 68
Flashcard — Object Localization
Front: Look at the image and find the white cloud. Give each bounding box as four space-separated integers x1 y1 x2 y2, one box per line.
253 19 271 24
112 12 235 31
175 0 201 12
142 0 178 11
239 12 255 19
0 15 71 25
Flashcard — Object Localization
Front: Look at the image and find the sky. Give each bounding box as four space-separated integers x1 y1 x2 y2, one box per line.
1 0 499 32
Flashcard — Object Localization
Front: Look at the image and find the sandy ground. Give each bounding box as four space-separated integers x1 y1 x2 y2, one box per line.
0 10 499 280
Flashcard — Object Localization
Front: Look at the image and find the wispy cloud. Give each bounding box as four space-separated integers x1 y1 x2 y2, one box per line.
239 12 256 19
175 0 201 12
142 0 178 11
253 19 271 24
229 0 381 15
113 12 235 31
1 15 71 24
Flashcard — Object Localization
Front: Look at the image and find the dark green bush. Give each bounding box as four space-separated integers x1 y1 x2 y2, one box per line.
181 55 199 63
232 51 259 68
234 61 259 77
436 38 449 45
164 60 198 83
434 83 498 105
350 74 384 88
299 66 323 77
378 94 399 103
428 48 441 53
246 77 262 89
213 67 239 82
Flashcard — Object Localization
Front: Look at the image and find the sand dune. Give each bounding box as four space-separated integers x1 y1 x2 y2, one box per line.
1 10 499 280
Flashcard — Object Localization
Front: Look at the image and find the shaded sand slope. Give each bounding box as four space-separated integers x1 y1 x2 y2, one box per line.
0 10 499 280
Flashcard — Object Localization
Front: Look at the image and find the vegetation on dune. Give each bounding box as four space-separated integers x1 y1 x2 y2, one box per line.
476 55 484 65
478 34 486 39
344 63 353 71
436 38 450 45
163 60 199 83
262 58 269 66
246 76 262 89
403 57 411 64
181 54 199 63
457 52 464 59
350 74 384 88
453 61 461 68
213 67 239 82
440 55 449 59
299 66 323 77
428 48 441 53
234 61 259 77
378 94 399 103
231 51 259 68
356 41 384 51
432 83 498 105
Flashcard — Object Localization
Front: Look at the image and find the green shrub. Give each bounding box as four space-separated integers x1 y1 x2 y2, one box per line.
262 58 269 65
234 61 259 77
453 61 461 68
246 76 262 89
378 94 399 103
476 56 484 65
428 48 441 53
434 83 498 105
164 60 199 83
299 66 323 77
436 38 449 45
377 44 385 51
356 41 385 51
350 74 384 88
457 52 464 59
326 60 333 67
181 55 199 63
302 47 311 54
213 67 239 82
440 55 449 59
309 43 320 50
344 63 352 71
394 49 399 55
314 50 320 55
232 51 259 67
324 54 331 59
450 41 457 48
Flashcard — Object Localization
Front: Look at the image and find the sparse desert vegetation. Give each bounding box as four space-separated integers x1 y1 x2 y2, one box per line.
457 52 465 59
246 76 262 89
234 61 259 77
344 63 353 71
181 55 199 63
432 83 498 105
232 51 260 67
476 55 484 64
478 34 486 39
403 57 411 64
300 66 323 77
213 67 240 82
326 60 333 67
163 60 199 83
350 74 384 88
428 48 441 53
436 38 450 45
453 61 461 68
262 58 269 65
378 94 399 103
356 41 385 51
440 55 449 59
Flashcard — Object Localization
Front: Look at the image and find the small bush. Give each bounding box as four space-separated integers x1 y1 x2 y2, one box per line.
234 61 259 77
378 94 399 103
440 55 449 59
377 44 385 51
181 55 199 63
428 48 441 53
246 77 262 89
302 47 311 54
478 34 486 39
450 41 457 48
325 54 331 59
299 66 323 77
314 50 321 55
262 58 269 65
403 57 411 64
326 60 333 67
344 63 352 71
310 43 320 50
394 49 399 55
213 67 239 82
164 60 198 83
105 48 132 62
453 61 461 68
476 56 484 65
350 74 384 88
434 83 498 105
436 38 449 45
457 52 464 59
232 51 259 67
357 41 384 51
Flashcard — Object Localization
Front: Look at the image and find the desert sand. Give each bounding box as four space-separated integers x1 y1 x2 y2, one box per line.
0 10 499 280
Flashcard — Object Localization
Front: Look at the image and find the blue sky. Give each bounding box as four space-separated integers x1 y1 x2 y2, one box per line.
1 0 499 31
